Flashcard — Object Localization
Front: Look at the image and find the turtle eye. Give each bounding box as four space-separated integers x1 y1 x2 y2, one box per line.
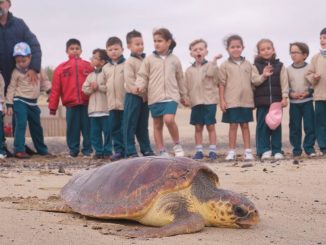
234 206 248 217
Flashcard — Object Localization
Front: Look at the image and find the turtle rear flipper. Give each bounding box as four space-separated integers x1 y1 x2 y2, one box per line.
121 212 205 238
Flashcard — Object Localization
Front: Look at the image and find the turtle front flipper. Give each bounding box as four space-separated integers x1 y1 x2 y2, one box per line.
122 212 205 238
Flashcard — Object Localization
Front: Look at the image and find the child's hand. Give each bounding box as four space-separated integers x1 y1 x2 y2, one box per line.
299 91 309 99
180 98 189 107
263 65 273 78
290 92 300 99
90 82 98 91
220 100 227 112
313 73 321 81
281 98 288 107
212 54 223 64
27 69 38 85
7 107 13 116
2 107 7 115
135 87 144 94
49 109 56 116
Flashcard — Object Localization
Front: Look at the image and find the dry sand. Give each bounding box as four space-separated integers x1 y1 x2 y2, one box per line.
0 108 325 245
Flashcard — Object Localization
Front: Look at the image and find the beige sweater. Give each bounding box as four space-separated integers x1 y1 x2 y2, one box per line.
82 69 109 114
305 53 326 101
0 74 5 106
185 61 219 107
6 68 51 104
103 62 126 111
219 59 254 108
136 53 187 105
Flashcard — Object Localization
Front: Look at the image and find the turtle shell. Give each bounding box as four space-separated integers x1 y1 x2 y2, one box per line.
60 157 219 219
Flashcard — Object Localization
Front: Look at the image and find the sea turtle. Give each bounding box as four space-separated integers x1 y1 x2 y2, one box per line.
57 156 259 237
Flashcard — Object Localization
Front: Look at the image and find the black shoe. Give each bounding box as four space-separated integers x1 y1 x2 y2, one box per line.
142 152 156 157
110 153 124 161
127 153 139 158
25 145 37 155
4 146 14 158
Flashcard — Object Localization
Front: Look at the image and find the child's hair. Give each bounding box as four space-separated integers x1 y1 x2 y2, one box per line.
223 34 244 48
189 39 207 51
126 30 142 44
66 38 81 50
106 36 123 48
93 48 109 62
320 28 326 35
153 28 176 51
289 42 309 58
255 38 276 61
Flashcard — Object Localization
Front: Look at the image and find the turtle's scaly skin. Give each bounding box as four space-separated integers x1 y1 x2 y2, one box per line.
60 157 259 237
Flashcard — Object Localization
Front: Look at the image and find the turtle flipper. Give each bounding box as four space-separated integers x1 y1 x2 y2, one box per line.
122 212 205 238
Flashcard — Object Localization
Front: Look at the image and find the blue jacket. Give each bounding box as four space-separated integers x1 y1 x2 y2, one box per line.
0 12 42 93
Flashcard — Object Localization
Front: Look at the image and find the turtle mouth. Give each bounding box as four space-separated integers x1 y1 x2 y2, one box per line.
235 211 260 228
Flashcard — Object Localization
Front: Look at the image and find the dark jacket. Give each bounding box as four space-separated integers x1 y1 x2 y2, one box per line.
254 58 283 107
0 12 41 93
48 55 93 112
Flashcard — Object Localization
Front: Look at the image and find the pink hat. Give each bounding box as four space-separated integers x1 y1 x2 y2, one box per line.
265 102 282 130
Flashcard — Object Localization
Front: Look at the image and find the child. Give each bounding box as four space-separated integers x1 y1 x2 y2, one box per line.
306 27 326 156
0 73 6 159
6 42 51 159
252 39 289 160
123 30 154 158
287 42 316 157
184 39 220 160
49 38 93 158
136 28 187 157
219 35 255 161
82 49 112 159
103 36 126 161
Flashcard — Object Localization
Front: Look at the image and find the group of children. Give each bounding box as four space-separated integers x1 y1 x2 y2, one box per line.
1 27 326 161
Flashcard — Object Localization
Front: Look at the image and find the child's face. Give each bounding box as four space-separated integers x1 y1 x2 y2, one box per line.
153 35 171 55
15 56 31 70
90 52 105 68
66 44 82 58
106 44 123 62
290 45 307 64
128 37 144 56
227 40 244 60
258 41 275 60
190 42 208 64
320 34 326 49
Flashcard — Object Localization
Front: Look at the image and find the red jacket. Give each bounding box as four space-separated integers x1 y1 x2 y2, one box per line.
49 55 94 111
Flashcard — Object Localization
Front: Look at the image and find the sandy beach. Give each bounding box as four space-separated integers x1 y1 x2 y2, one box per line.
0 108 325 245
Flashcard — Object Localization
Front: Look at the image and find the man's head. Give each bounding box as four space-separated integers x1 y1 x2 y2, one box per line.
106 36 124 62
0 0 11 18
66 38 82 58
13 42 32 70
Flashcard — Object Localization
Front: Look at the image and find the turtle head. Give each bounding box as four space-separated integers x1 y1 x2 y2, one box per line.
204 188 259 228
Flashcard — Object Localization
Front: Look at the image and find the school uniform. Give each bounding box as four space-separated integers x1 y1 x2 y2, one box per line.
287 63 315 156
122 54 153 157
82 68 112 157
185 60 219 125
252 58 289 156
306 53 326 152
103 56 126 156
6 68 50 154
136 51 187 118
219 58 254 123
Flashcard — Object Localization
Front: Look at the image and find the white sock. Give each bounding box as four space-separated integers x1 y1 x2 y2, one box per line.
209 145 217 153
195 145 203 152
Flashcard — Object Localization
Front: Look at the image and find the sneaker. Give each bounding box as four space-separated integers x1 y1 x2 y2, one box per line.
173 144 185 157
261 150 272 160
127 153 139 158
244 149 254 161
192 151 204 160
15 152 31 159
142 152 156 157
0 154 7 159
274 153 284 160
159 151 170 157
4 146 13 158
110 152 124 161
225 150 236 161
41 153 56 159
208 151 218 161
68 152 78 158
307 152 316 157
25 145 37 155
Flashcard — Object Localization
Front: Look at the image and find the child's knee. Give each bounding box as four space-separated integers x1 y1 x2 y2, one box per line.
163 117 175 126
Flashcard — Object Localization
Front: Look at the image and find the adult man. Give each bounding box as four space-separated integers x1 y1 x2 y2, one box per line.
0 0 42 156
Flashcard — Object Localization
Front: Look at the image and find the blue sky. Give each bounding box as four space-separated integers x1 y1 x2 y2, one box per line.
11 0 325 68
